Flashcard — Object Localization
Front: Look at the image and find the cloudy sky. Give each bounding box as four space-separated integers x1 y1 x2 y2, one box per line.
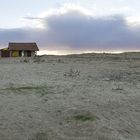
0 0 140 54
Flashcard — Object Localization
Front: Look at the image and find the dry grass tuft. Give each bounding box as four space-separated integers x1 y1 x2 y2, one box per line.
64 68 80 78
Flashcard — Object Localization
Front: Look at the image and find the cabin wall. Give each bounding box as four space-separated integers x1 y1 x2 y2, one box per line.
11 51 19 57
0 50 10 57
10 50 34 57
0 49 37 57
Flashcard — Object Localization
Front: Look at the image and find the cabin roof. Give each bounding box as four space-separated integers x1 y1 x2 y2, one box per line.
8 42 39 51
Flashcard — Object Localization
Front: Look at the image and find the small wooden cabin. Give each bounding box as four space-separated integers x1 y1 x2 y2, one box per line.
0 42 39 57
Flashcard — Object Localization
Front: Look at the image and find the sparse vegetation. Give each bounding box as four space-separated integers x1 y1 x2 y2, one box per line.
112 85 124 91
0 53 139 139
31 132 48 140
73 114 95 121
33 56 45 63
57 59 64 63
103 70 134 82
4 85 47 91
128 61 140 68
3 85 53 96
64 68 80 78
20 58 30 63
106 73 123 82
68 112 98 122
23 59 29 63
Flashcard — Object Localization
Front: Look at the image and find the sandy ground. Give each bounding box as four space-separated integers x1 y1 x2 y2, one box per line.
0 53 140 140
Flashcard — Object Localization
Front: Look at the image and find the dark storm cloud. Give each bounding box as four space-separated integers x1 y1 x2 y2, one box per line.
0 10 140 51
42 12 140 50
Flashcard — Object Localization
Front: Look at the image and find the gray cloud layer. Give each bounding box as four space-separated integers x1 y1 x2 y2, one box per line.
0 10 140 51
